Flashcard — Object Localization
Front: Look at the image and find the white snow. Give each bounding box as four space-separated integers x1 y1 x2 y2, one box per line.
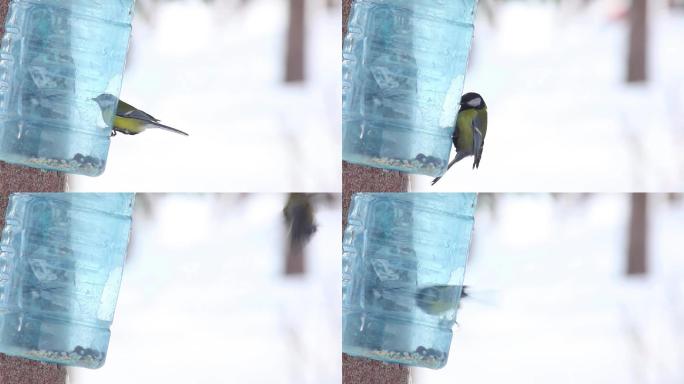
69 194 341 383
68 0 341 192
415 194 684 384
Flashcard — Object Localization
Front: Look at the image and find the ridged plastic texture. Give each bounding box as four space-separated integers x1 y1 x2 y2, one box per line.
342 193 476 369
0 193 134 368
0 0 135 176
342 0 477 177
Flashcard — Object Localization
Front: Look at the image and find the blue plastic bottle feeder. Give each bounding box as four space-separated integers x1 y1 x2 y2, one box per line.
0 193 134 368
342 0 477 177
0 0 135 176
342 193 476 369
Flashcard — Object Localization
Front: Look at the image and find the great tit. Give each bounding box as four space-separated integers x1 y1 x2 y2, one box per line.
283 193 317 244
92 93 189 137
415 284 468 315
431 92 487 185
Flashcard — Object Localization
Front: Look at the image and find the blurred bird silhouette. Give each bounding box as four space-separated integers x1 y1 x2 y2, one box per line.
283 193 317 275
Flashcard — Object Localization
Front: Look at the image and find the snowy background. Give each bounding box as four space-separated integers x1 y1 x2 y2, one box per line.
70 194 341 383
415 194 684 384
416 0 684 192
68 0 341 192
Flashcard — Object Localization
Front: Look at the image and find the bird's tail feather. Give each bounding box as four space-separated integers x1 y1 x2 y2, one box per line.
460 287 499 307
149 121 189 136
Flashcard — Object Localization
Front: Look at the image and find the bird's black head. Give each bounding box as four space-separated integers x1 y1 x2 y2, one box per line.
460 92 486 110
91 93 118 108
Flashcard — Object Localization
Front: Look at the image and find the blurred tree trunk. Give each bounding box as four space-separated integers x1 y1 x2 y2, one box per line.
667 0 684 9
626 0 647 82
626 193 648 275
625 0 648 275
285 0 306 82
285 242 306 275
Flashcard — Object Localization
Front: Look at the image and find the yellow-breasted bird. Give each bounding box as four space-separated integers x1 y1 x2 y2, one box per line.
431 92 487 185
415 284 469 315
92 93 188 137
283 193 317 245
283 193 317 275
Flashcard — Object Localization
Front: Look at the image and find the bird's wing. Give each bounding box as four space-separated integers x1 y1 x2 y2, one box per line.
451 113 460 146
117 100 160 122
472 115 484 169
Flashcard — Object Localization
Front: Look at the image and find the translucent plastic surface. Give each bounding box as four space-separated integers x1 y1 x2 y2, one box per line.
342 193 476 369
342 0 477 176
0 0 135 176
0 193 134 368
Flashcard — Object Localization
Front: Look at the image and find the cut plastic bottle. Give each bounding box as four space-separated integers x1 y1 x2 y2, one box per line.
0 193 134 368
0 0 135 176
343 0 477 177
343 193 476 369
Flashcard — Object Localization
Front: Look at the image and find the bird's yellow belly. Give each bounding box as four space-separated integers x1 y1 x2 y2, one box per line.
113 116 144 134
456 111 475 150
